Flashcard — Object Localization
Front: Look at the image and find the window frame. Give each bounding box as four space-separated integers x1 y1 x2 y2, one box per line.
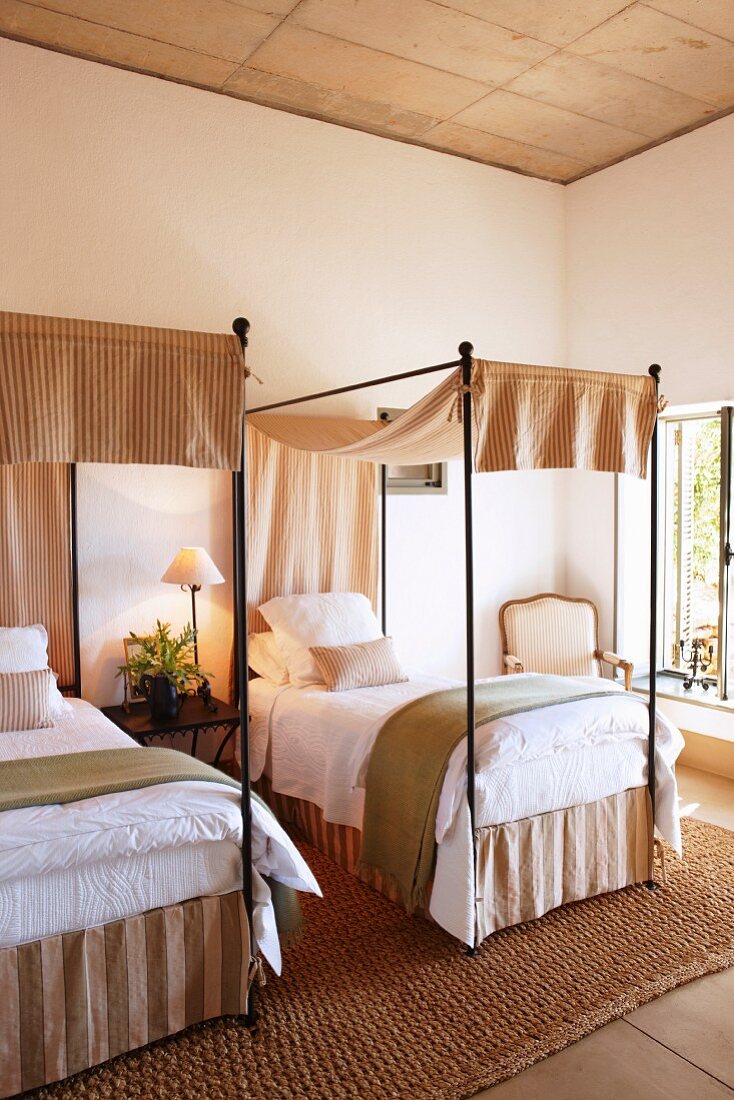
376 407 448 495
657 403 733 700
718 405 733 700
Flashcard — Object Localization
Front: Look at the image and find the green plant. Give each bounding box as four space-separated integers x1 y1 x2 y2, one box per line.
117 620 209 694
692 418 721 585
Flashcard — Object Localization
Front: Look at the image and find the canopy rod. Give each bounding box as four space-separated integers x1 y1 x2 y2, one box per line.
458 340 478 956
380 463 387 636
232 315 256 1023
69 464 82 699
57 464 82 696
247 357 463 414
646 362 661 890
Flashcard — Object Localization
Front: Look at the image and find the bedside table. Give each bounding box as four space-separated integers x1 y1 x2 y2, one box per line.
101 695 241 767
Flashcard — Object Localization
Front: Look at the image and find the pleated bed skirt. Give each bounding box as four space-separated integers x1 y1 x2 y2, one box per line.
0 890 250 1098
256 776 653 946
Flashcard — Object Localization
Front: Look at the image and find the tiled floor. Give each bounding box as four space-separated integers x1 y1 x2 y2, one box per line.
474 765 734 1099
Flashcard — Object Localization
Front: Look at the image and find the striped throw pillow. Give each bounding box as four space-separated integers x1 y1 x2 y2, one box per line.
0 669 55 732
309 637 408 693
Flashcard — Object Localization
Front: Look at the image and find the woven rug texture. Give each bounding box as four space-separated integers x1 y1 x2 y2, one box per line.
35 817 734 1100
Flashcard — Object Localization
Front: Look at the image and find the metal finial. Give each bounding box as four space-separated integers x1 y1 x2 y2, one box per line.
232 317 250 347
458 341 474 359
648 363 661 382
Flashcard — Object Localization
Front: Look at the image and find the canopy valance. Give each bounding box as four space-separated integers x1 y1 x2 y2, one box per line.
249 360 658 479
472 361 657 478
0 311 247 470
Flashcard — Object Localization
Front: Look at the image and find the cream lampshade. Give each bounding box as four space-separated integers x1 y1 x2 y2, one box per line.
161 547 225 589
161 547 224 666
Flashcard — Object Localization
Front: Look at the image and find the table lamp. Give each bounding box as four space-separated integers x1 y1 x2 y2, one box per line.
161 547 225 667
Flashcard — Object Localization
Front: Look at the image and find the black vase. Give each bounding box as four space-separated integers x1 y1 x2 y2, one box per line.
139 674 181 720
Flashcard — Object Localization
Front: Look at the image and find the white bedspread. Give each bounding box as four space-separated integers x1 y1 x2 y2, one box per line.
248 672 683 945
0 699 320 973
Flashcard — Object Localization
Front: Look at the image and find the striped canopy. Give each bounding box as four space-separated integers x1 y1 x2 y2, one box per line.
250 360 658 479
0 311 247 471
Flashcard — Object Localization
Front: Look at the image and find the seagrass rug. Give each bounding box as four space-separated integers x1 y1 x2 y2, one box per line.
34 817 734 1100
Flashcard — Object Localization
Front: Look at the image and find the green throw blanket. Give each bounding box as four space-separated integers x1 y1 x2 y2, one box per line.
0 746 303 942
356 675 627 913
0 746 240 808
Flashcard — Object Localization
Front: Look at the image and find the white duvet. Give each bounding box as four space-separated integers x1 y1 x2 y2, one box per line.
248 672 684 945
0 699 321 974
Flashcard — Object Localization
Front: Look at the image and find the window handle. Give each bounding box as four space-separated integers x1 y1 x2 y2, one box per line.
726 541 733 568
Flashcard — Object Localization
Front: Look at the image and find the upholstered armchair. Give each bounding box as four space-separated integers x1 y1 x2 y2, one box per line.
499 593 634 691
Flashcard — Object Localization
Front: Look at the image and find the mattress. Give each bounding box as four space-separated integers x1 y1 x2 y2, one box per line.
0 699 320 973
248 672 684 945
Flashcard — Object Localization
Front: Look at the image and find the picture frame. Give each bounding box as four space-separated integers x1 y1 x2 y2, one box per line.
122 635 153 707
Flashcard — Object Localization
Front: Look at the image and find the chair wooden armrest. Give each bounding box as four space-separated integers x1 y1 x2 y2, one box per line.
597 649 634 691
504 654 524 674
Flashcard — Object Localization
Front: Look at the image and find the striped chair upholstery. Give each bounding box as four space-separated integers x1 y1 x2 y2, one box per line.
500 594 603 679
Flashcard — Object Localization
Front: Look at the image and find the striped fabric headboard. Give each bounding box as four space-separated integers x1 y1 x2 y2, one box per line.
0 464 77 692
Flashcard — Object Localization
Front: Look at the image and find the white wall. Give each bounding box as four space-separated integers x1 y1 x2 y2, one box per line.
566 111 734 738
567 111 734 409
1 38 567 704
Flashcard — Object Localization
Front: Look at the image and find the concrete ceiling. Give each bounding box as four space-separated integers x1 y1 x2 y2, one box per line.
3 0 734 183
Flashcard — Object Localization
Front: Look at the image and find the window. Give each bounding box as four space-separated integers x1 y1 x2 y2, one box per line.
377 408 447 494
660 406 733 699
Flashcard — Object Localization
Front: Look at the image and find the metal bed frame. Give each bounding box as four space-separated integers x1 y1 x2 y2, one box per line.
236 317 663 954
50 326 257 1023
55 464 82 697
54 319 660 1019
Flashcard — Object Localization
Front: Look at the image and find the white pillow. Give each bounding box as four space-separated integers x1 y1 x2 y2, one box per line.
259 593 383 687
248 632 289 685
0 624 73 717
48 671 73 718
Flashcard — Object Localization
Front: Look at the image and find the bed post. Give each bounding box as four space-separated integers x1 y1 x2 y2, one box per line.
69 463 82 698
232 316 256 1022
380 464 387 634
646 364 661 890
459 340 478 954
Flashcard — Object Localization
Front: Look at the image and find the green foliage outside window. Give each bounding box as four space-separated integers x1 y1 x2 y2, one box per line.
693 419 721 585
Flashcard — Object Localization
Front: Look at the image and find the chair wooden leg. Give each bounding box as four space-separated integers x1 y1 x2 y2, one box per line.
654 838 667 886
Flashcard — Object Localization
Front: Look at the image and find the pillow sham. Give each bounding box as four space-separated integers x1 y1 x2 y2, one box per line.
248 632 290 685
0 624 48 669
0 669 55 732
259 593 383 687
0 624 72 717
310 637 408 693
48 671 73 717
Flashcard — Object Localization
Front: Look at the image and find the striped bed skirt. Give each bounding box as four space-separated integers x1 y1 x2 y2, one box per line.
474 786 653 941
255 776 653 944
0 890 250 1098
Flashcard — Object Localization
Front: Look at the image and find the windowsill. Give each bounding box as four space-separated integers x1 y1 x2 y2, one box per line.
632 672 734 713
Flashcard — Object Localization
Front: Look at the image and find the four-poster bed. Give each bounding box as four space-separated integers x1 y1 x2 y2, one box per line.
0 305 684 1090
0 311 319 1098
241 332 682 952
